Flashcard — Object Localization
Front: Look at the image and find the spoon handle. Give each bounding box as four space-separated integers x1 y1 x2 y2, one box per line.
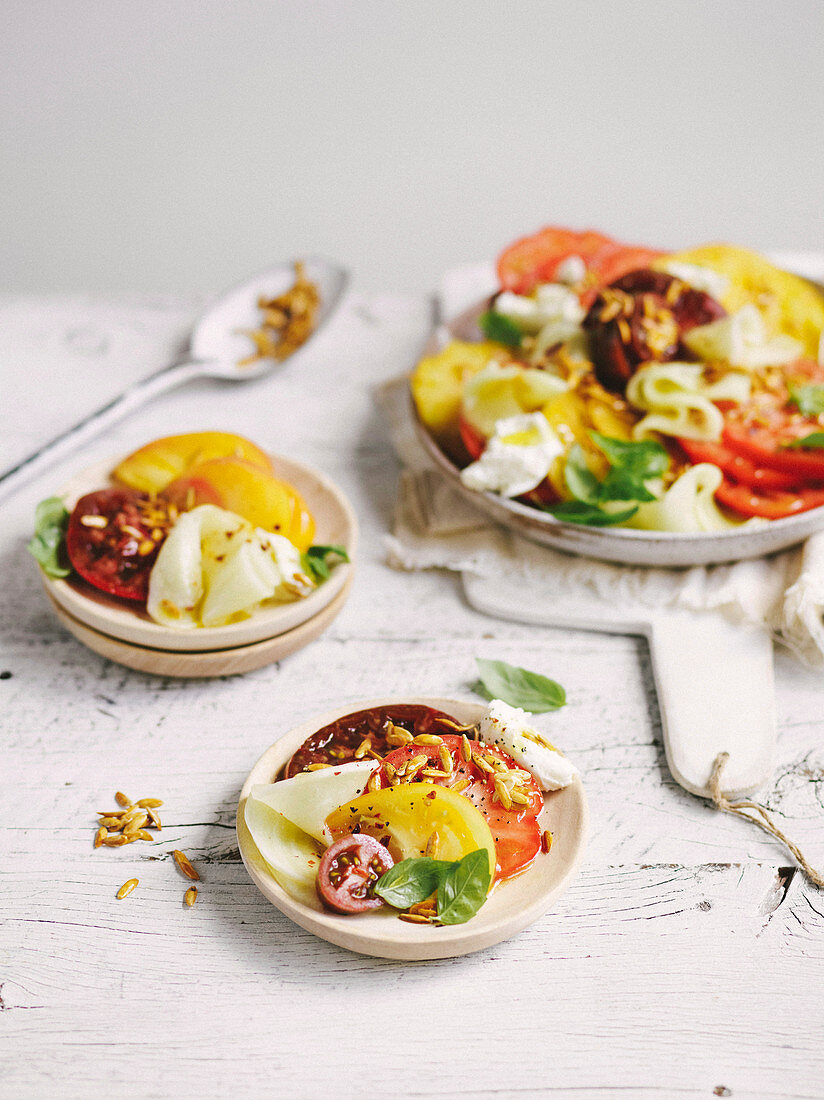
0 359 203 503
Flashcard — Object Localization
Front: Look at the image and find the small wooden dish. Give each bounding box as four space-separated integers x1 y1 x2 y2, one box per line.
39 451 357 675
46 576 352 678
237 697 588 960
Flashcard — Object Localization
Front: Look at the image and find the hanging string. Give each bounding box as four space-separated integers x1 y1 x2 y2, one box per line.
709 752 824 889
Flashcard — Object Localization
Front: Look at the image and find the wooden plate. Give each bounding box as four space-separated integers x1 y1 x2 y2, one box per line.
41 452 357 651
413 297 824 567
237 697 588 960
46 575 352 677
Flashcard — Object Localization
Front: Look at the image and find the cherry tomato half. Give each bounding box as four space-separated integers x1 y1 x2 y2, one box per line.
316 834 394 914
65 488 169 601
379 734 542 881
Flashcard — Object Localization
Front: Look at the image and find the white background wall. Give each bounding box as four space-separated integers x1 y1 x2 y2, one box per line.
3 0 823 295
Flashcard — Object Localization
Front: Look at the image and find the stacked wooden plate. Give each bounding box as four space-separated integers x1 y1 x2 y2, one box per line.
41 454 357 677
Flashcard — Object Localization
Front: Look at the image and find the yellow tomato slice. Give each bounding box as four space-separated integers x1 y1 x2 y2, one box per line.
325 783 496 878
113 431 273 493
163 457 316 551
410 340 507 459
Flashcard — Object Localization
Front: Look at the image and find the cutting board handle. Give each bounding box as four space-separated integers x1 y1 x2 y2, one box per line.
648 609 775 797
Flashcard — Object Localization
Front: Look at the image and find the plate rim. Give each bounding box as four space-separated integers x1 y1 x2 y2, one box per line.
39 450 358 650
236 696 589 960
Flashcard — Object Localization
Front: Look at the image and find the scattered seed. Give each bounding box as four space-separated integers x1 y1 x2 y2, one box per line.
184 886 198 907
114 791 132 808
424 830 439 858
116 878 138 899
398 912 432 924
541 830 553 853
383 761 396 781
123 812 148 835
461 735 472 762
102 835 130 847
413 734 443 746
354 738 372 760
98 815 124 829
472 752 494 775
510 789 530 806
80 514 108 528
450 778 471 793
146 807 162 830
94 826 107 848
421 768 451 780
438 745 453 773
305 763 331 771
172 849 200 881
135 829 154 842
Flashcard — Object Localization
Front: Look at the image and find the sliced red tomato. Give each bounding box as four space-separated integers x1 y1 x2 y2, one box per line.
677 437 800 492
722 418 824 480
459 414 487 461
496 226 664 296
715 479 824 520
379 734 543 880
65 488 170 601
316 834 394 914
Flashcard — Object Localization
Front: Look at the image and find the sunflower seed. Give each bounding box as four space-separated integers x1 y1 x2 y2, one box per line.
172 849 200 881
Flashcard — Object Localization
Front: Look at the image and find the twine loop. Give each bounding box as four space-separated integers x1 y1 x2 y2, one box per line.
708 752 824 889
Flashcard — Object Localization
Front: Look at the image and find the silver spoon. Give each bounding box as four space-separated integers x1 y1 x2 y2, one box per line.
0 256 349 502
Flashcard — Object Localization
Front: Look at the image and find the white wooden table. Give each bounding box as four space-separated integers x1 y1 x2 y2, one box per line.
2 290 823 1099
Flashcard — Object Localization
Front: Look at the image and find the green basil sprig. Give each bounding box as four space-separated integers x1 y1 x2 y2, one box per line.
27 497 71 578
541 433 669 526
374 849 492 926
783 432 824 450
475 657 565 712
478 310 523 349
301 544 350 582
788 383 824 417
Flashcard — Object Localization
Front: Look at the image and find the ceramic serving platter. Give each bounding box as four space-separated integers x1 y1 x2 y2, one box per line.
412 300 824 567
41 452 357 652
237 697 588 960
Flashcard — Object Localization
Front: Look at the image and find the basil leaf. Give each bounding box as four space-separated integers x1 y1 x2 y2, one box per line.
478 310 523 349
374 857 451 909
563 444 602 504
590 432 669 482
436 849 492 925
541 500 639 527
301 544 350 582
783 432 824 450
27 497 71 578
475 657 566 712
788 384 824 417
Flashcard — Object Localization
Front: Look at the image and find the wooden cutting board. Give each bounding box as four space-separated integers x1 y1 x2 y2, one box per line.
462 574 775 798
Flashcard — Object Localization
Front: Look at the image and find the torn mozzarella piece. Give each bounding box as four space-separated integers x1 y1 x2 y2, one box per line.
478 699 578 791
147 504 314 628
494 283 585 336
460 412 563 497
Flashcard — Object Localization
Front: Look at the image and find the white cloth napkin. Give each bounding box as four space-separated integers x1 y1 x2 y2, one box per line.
379 257 824 669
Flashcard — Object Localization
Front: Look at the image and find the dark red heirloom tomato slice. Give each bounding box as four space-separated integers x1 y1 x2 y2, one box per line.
715 479 824 520
65 488 168 601
283 704 457 778
677 437 800 492
379 735 543 880
316 834 394 914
